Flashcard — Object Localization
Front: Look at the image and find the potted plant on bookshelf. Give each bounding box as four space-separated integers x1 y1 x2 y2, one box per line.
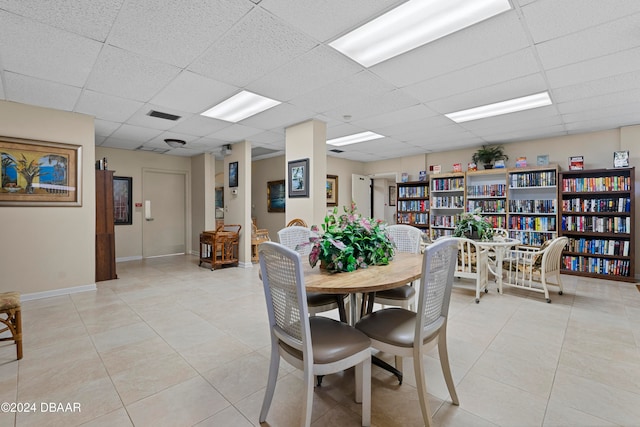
471 145 509 169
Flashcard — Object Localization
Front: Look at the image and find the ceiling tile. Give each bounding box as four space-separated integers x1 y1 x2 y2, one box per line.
86 45 181 102
240 102 316 130
109 124 163 143
4 72 81 111
521 0 640 43
0 0 123 41
94 119 121 137
100 136 143 150
189 7 317 87
75 90 144 122
406 48 540 102
546 46 640 88
149 71 238 114
557 88 640 115
208 123 264 141
371 10 529 87
247 45 362 102
261 0 403 42
0 10 102 86
552 70 640 103
536 14 640 70
107 0 252 67
248 130 284 145
168 115 232 137
352 104 439 131
323 89 420 123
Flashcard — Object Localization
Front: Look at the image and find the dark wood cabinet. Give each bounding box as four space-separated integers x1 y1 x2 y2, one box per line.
96 170 117 282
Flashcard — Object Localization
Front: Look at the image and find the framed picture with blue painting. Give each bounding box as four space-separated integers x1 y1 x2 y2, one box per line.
288 158 309 198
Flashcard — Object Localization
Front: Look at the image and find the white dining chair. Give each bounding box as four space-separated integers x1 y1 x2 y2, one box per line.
258 242 372 427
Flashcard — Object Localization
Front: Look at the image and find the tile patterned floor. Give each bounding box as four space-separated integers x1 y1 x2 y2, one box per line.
1 254 639 426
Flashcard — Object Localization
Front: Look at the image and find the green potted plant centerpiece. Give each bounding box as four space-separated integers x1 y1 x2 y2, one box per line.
471 144 508 169
307 202 394 273
453 209 494 241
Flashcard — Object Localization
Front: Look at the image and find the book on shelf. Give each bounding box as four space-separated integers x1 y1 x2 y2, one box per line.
467 162 477 171
569 155 584 170
432 165 441 174
418 170 427 181
401 172 409 183
515 157 527 168
453 163 462 172
494 159 506 168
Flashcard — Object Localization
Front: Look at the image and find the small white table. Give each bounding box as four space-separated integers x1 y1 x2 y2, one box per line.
475 237 521 294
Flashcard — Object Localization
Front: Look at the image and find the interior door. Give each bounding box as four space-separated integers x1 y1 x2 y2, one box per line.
351 174 371 217
142 170 186 257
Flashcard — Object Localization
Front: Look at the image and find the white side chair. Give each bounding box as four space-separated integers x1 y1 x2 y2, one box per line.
374 224 422 310
355 238 459 427
452 237 489 303
502 236 568 303
258 242 372 427
278 226 348 323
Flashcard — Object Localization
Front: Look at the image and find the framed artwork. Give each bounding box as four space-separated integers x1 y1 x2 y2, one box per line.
0 136 82 206
267 180 285 212
537 154 549 166
229 161 238 187
613 151 629 168
113 176 132 225
288 158 309 198
326 174 338 207
389 185 396 206
569 155 584 171
215 186 224 219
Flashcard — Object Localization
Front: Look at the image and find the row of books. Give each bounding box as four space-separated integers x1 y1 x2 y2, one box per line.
508 231 554 246
508 199 556 214
509 171 556 188
561 216 631 234
431 196 464 208
431 228 454 239
481 215 507 228
431 214 459 228
566 237 630 257
466 184 506 197
397 213 429 225
397 200 429 212
397 185 428 198
431 177 464 191
467 200 506 213
508 216 557 231
561 197 631 213
562 256 631 277
561 176 631 192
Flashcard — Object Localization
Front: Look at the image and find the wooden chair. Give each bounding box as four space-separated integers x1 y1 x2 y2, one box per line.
286 218 307 227
502 236 568 302
374 224 422 310
453 237 489 303
258 242 371 427
251 224 270 263
0 292 22 360
199 224 241 270
355 238 459 427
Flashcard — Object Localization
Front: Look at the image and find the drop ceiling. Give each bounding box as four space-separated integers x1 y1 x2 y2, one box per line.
1 0 639 162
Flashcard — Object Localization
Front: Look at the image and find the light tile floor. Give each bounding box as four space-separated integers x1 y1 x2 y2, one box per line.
1 254 639 426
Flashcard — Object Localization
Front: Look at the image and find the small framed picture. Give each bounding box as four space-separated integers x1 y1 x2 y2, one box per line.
229 161 238 187
569 155 584 171
537 154 549 166
288 158 309 198
613 151 629 168
113 176 132 225
326 174 338 207
389 185 396 206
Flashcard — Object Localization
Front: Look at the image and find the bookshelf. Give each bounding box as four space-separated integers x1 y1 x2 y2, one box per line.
465 169 508 230
396 180 430 230
429 172 465 240
507 165 559 246
559 167 635 282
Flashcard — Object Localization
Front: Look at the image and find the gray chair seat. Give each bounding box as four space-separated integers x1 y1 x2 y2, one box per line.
306 292 343 307
281 317 371 364
356 308 440 348
375 285 415 301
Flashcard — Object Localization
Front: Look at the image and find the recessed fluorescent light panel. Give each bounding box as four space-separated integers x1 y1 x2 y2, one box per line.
201 90 281 122
330 0 511 67
327 131 384 147
445 92 553 123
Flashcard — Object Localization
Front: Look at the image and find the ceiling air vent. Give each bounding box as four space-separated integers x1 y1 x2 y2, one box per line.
329 148 344 153
147 110 181 121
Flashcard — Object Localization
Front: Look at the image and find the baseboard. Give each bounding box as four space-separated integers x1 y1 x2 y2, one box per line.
116 256 143 262
238 261 254 269
21 284 97 301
